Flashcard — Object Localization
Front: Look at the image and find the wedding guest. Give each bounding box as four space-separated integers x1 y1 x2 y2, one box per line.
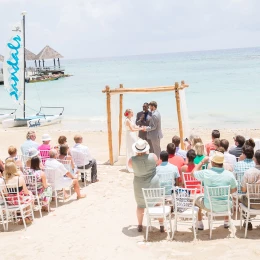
156 151 179 194
165 143 185 173
220 139 237 170
240 150 260 230
191 153 237 230
229 135 246 158
205 130 220 156
71 135 99 183
45 149 86 199
21 131 39 156
181 149 196 173
234 145 255 193
207 147 233 172
208 138 221 157
6 146 23 171
136 103 152 142
58 144 78 177
172 135 186 160
25 156 52 210
128 139 163 232
239 138 255 161
185 135 203 151
124 109 140 172
194 142 206 164
143 101 163 158
25 148 42 169
3 162 34 224
38 134 52 164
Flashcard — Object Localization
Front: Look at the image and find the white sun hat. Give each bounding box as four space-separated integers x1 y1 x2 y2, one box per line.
42 133 51 141
132 139 150 153
28 148 39 158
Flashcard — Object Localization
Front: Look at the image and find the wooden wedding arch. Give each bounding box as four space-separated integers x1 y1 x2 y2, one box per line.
102 81 189 165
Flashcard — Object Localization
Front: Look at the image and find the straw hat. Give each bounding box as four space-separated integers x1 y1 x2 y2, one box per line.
132 139 150 153
211 151 224 164
28 148 39 158
42 134 51 141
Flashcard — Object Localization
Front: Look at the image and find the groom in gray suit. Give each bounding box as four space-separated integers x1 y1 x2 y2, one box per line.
143 101 163 158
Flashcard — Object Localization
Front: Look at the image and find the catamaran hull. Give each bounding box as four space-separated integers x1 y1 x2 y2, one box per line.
2 118 28 128
27 115 63 128
0 114 15 123
2 115 63 128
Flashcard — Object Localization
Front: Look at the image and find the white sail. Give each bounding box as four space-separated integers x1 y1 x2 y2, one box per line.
3 21 24 104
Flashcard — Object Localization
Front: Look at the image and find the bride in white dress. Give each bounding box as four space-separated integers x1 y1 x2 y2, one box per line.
124 109 142 172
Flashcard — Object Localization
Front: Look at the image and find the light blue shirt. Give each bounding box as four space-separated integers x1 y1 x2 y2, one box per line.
156 162 180 195
20 140 39 156
194 167 237 212
175 147 187 159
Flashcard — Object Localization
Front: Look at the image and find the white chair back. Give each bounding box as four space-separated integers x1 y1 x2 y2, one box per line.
71 149 88 168
0 183 22 206
157 172 173 196
236 174 244 194
206 186 231 213
142 188 166 210
39 150 50 165
172 187 197 213
23 172 38 196
247 183 260 205
57 159 72 173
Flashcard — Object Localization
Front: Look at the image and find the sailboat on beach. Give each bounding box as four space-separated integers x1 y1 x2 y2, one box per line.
2 11 64 128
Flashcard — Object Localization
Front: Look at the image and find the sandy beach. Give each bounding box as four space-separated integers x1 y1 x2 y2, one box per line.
1 127 260 260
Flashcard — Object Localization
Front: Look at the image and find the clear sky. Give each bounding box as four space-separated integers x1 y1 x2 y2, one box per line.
0 0 260 59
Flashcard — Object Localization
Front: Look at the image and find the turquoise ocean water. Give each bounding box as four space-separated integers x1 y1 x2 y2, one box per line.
1 47 260 131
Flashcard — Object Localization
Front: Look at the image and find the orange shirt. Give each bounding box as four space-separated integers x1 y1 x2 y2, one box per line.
205 141 215 156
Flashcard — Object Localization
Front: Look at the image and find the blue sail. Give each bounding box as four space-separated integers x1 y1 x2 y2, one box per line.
3 22 24 104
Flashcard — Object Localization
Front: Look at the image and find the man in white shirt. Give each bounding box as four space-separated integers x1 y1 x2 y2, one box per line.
45 149 86 199
220 139 237 171
71 135 99 183
21 131 39 156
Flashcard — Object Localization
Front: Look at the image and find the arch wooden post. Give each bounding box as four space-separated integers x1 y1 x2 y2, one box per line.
119 84 123 154
106 85 114 165
175 82 184 149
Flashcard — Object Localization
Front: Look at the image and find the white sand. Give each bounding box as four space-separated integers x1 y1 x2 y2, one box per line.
0 128 260 260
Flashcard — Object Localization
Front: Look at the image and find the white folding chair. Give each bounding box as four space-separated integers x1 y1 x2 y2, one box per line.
157 172 174 201
232 173 243 220
206 186 234 239
71 149 91 186
239 183 260 238
38 150 50 166
57 159 74 176
142 188 172 241
0 194 8 231
23 173 43 217
172 187 199 240
182 172 203 194
44 168 71 208
0 183 34 231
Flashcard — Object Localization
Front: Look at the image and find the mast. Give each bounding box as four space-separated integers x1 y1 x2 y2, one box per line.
21 11 26 119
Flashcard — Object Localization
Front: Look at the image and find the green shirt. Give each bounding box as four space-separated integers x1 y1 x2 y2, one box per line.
194 167 237 212
194 155 205 164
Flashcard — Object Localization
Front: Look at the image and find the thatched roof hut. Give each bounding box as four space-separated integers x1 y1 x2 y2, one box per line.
0 54 4 62
36 45 63 60
25 48 37 61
